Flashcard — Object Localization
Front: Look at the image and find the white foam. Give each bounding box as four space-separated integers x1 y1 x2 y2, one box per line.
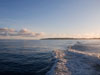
46 49 71 75
46 43 100 75
65 47 100 75
69 48 100 59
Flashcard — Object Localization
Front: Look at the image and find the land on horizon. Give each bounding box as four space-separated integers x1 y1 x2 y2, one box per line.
41 38 100 40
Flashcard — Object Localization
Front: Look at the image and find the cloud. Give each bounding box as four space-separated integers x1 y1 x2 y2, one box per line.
0 28 16 36
0 27 100 39
18 28 45 37
18 28 36 37
0 28 15 32
46 33 100 38
35 32 45 37
0 28 45 38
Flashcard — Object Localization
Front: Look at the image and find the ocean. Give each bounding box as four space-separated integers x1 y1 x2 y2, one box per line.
0 40 100 75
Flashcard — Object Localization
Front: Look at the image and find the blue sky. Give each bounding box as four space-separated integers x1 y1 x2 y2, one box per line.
0 0 100 38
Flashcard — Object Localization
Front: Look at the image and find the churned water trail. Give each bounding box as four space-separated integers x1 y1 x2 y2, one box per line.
53 50 71 75
46 49 71 75
64 43 100 75
47 41 100 75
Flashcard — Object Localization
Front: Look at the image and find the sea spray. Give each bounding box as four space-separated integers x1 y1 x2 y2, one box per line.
46 49 71 75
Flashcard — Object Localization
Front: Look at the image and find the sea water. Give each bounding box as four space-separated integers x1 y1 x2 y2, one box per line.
0 40 100 75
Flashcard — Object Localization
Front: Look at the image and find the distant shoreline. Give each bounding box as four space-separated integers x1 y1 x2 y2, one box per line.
41 38 100 40
0 38 100 40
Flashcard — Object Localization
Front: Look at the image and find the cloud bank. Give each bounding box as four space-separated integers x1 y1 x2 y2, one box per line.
46 33 100 38
0 28 100 39
0 28 45 39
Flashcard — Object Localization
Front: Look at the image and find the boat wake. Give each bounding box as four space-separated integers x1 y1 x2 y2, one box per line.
46 42 100 75
46 49 71 75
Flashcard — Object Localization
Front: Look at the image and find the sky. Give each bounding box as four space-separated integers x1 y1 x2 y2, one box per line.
0 0 100 39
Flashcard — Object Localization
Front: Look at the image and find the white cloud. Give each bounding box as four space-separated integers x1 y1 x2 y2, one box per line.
0 28 45 39
18 28 45 37
0 27 100 39
0 28 15 32
45 33 100 38
0 28 16 36
35 32 45 37
18 28 35 37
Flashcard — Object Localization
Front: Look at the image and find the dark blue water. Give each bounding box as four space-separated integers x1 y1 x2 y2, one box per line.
0 40 75 75
0 40 100 75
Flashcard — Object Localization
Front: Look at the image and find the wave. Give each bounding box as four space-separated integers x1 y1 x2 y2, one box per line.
46 42 100 75
66 42 100 75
